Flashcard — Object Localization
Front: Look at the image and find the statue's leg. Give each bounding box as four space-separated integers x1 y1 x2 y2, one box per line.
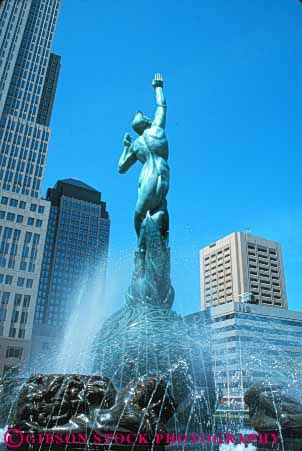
134 204 148 239
135 173 168 239
150 200 169 241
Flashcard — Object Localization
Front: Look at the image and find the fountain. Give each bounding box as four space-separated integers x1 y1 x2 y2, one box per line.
1 74 302 451
92 72 215 433
0 73 213 451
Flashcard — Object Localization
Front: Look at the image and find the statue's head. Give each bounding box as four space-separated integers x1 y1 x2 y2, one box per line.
132 111 152 135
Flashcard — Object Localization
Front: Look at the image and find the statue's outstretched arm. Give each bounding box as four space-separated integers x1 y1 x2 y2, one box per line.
152 73 166 128
118 133 137 173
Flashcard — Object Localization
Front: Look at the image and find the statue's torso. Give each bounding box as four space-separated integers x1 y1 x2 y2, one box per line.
133 126 169 191
134 126 168 162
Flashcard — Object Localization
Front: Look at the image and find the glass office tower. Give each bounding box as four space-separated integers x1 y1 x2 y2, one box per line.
186 302 302 419
31 179 110 360
0 0 61 373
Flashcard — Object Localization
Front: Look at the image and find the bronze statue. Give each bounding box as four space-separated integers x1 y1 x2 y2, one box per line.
9 373 175 446
119 73 169 246
245 381 302 437
118 74 174 309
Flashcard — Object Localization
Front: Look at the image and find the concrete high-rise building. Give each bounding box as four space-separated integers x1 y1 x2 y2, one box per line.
200 232 288 311
31 179 110 359
0 0 61 373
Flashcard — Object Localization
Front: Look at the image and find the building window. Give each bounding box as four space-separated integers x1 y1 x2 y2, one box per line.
8 327 16 338
30 204 37 212
4 275 13 285
6 347 23 359
18 329 25 339
6 212 15 221
16 215 24 223
19 201 26 209
0 308 7 321
2 292 10 305
27 217 34 225
23 295 30 308
1 197 8 205
26 279 33 288
36 219 42 227
14 294 22 306
9 198 18 207
38 205 45 214
20 311 28 324
17 277 25 287
11 310 19 323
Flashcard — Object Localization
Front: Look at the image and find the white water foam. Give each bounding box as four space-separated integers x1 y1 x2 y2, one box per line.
0 428 5 443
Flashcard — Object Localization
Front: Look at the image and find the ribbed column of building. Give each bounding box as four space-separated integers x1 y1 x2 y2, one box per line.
0 0 61 374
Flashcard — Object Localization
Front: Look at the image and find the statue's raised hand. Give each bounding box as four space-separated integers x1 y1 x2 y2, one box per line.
152 73 164 88
123 132 132 147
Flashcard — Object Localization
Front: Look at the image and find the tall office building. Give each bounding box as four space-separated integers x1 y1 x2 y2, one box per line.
200 232 288 311
32 179 110 359
0 0 61 373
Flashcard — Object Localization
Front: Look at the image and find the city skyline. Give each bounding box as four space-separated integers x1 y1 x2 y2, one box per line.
42 0 302 315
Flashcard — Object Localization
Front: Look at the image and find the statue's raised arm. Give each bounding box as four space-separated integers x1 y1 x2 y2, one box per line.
152 73 167 128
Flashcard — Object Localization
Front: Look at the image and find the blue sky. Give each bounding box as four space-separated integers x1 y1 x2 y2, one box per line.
44 0 302 315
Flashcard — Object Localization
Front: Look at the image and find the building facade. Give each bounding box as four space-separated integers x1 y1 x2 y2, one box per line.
0 0 61 373
200 232 287 311
186 302 302 413
31 179 110 361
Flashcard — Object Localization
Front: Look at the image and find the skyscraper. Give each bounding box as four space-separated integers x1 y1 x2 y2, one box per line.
0 0 61 373
31 179 110 360
200 232 288 310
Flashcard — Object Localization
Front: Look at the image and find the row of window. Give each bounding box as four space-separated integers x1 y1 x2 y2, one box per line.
250 268 280 276
0 307 28 325
11 308 29 324
0 274 33 288
247 243 277 254
6 326 26 339
205 291 233 300
0 211 43 227
204 248 231 262
1 291 31 307
5 347 23 359
248 250 278 260
205 281 232 291
249 259 279 270
212 323 302 338
0 196 45 213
